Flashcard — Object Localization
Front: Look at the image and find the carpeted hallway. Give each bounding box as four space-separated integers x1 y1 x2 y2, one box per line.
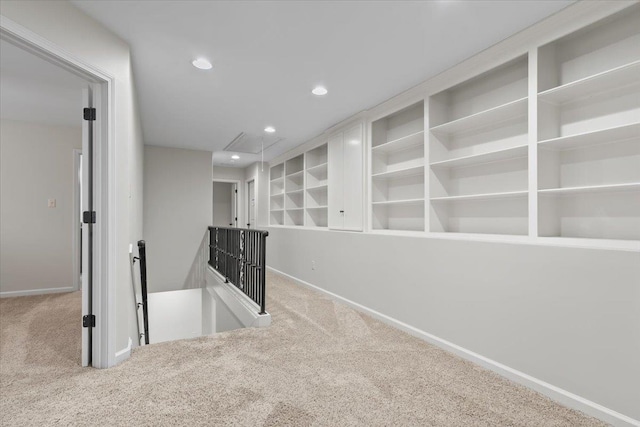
1 271 605 426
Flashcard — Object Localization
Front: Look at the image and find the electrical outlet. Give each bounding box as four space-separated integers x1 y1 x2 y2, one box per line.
47 198 56 208
311 261 316 270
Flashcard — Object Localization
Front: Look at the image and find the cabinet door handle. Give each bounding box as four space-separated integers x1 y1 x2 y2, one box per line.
339 210 344 213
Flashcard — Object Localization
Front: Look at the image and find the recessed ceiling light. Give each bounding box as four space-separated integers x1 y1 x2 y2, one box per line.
264 126 276 133
312 86 328 96
192 58 212 70
231 155 240 160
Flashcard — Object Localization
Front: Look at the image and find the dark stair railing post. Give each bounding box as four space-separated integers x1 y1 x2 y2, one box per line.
137 240 150 345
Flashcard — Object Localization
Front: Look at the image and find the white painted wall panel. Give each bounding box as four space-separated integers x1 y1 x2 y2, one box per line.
267 227 640 420
0 120 81 295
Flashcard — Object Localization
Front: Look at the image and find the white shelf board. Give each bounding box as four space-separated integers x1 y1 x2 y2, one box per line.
539 182 640 196
306 184 328 191
372 165 424 180
306 206 328 210
306 162 328 173
270 209 284 212
286 189 304 194
270 176 284 183
430 145 528 169
270 192 284 198
286 170 304 178
431 190 528 202
538 61 640 105
372 131 424 153
429 97 527 136
286 207 304 211
372 198 424 206
538 122 640 151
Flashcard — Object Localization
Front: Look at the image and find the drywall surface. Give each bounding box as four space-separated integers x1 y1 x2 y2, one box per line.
0 0 145 356
267 227 640 420
212 182 232 227
244 162 270 229
143 146 212 292
0 120 81 295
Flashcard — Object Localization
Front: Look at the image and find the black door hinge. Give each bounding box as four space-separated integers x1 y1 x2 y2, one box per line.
235 189 238 193
83 107 96 121
83 314 95 327
83 211 96 224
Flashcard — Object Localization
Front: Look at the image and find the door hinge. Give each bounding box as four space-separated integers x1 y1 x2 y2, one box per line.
235 189 238 193
83 211 96 224
83 107 96 121
83 314 95 328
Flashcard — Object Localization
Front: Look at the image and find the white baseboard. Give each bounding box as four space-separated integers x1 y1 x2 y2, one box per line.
0 286 75 298
114 337 132 365
267 266 639 427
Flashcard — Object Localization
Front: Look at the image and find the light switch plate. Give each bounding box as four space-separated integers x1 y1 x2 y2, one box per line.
48 199 56 208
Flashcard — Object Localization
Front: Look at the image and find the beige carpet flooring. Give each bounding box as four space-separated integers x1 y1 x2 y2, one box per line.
1 272 606 426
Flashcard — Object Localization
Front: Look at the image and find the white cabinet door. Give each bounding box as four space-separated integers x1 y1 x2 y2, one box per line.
342 124 364 231
328 132 344 229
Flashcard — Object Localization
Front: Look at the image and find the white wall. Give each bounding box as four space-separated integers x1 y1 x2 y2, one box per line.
0 120 81 295
144 146 212 293
267 228 640 420
212 182 232 227
0 0 145 357
244 162 269 228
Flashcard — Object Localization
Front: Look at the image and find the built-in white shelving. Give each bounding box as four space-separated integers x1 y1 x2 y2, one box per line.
537 123 640 151
430 145 528 169
431 190 528 202
430 97 528 136
371 101 425 231
269 163 285 225
428 55 529 236
536 6 640 241
304 143 329 228
269 5 640 247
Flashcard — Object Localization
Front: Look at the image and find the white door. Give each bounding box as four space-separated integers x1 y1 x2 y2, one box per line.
328 132 344 229
247 180 256 228
81 87 93 367
342 124 364 231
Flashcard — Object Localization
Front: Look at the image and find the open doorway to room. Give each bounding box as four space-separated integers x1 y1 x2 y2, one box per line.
0 33 107 367
212 180 239 228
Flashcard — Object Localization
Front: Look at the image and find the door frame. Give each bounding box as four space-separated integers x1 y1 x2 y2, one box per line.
72 149 82 292
1 16 116 368
212 179 242 228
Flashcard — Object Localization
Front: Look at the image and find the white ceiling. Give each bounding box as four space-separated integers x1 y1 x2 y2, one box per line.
0 40 87 127
71 0 573 166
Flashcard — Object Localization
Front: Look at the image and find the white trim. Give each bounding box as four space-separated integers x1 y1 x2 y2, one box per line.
114 337 132 365
72 149 82 292
206 267 271 328
267 266 640 427
1 16 117 368
0 287 75 298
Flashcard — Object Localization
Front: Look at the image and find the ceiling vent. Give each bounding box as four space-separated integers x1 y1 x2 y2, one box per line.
224 132 284 154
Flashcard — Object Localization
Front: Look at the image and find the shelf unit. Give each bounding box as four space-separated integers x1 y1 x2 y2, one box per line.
537 6 640 241
428 55 529 236
283 155 305 226
371 101 425 231
269 4 640 247
269 163 285 225
305 143 328 227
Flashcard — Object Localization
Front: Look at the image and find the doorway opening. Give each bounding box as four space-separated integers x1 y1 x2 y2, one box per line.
1 18 114 368
212 180 239 228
